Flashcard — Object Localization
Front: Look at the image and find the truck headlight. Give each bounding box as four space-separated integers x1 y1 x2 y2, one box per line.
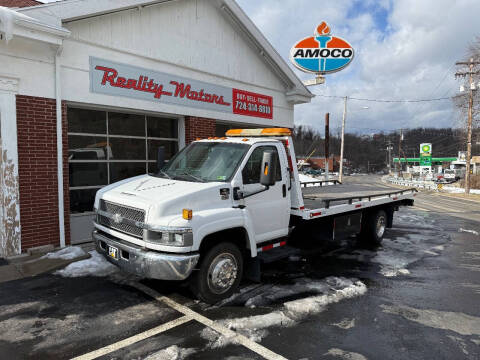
146 231 193 247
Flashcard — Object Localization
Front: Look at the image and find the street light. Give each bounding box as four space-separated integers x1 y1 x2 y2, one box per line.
339 99 369 183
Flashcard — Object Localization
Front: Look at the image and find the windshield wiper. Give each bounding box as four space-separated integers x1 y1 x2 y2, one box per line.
176 172 205 183
156 170 172 179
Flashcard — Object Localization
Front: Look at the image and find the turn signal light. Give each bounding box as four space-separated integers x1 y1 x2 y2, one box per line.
182 209 193 220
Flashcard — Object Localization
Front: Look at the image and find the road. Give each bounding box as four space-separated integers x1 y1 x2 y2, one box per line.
0 175 479 360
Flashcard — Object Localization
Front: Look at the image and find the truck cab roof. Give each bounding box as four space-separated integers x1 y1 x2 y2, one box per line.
194 127 292 145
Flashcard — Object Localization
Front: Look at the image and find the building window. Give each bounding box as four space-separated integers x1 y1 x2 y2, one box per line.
68 108 178 214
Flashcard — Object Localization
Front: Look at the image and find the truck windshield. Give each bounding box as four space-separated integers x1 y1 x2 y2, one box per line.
158 142 249 182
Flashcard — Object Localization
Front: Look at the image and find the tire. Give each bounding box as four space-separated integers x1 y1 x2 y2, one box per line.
359 210 387 246
189 242 243 304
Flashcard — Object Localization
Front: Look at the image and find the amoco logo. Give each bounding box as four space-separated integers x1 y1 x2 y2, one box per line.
290 22 354 74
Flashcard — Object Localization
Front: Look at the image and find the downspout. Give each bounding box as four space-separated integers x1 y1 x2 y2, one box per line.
55 45 65 248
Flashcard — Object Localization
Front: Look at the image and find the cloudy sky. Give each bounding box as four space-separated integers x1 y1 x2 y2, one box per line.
236 0 480 134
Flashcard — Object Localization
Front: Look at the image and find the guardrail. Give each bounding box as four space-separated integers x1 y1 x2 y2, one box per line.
385 177 438 190
300 179 341 187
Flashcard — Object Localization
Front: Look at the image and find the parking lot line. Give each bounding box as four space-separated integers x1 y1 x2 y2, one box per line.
71 315 192 360
132 282 288 360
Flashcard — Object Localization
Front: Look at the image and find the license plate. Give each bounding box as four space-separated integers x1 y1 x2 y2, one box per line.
108 245 118 260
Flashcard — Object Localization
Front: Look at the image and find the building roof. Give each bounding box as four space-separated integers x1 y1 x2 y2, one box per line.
18 0 313 104
0 0 42 8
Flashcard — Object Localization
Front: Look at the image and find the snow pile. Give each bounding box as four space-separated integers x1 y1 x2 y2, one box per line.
298 173 317 182
201 277 366 346
55 250 118 277
143 345 196 360
441 186 480 194
41 246 86 260
282 278 367 319
326 348 368 360
459 228 480 236
331 318 355 329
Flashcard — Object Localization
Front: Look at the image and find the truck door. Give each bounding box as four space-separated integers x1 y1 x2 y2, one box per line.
241 144 290 242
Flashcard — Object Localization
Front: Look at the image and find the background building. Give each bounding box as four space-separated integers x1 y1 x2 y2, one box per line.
0 0 312 256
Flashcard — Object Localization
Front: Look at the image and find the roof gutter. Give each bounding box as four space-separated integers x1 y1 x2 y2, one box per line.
55 45 66 248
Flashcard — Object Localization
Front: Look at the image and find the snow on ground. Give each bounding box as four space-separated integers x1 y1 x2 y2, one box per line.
143 345 196 360
459 228 480 236
55 250 118 277
298 173 318 183
201 277 366 347
441 186 480 194
332 209 449 277
41 246 86 260
325 348 368 360
381 304 480 336
335 233 446 277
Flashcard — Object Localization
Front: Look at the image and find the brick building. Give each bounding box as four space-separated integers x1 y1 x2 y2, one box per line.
297 156 342 172
0 0 312 256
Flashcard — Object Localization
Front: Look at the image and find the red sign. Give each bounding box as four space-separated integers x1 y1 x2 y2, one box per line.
232 89 273 119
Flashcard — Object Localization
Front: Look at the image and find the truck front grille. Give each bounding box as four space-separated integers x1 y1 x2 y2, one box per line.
98 200 145 238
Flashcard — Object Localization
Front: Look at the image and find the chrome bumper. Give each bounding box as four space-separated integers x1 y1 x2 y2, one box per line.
93 230 200 281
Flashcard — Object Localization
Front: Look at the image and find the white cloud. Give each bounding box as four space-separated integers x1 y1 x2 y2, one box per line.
237 0 480 133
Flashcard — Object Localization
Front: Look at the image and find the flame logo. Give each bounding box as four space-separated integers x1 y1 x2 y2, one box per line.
316 22 331 36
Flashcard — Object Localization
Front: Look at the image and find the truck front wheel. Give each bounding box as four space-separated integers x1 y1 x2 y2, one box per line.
359 209 387 246
190 242 243 304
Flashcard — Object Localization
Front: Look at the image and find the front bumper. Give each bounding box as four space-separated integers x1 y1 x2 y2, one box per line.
93 230 200 280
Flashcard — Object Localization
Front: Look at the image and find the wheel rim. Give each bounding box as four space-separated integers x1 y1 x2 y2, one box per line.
207 253 238 295
376 214 386 238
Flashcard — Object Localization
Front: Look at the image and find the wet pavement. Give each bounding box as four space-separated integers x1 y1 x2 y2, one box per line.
0 176 479 360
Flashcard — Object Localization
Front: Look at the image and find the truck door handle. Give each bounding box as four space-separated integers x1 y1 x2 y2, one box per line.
282 184 287 197
287 168 292 190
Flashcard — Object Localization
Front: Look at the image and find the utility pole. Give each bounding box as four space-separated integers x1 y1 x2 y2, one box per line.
386 141 393 173
325 113 330 181
398 129 403 177
456 58 480 194
339 96 347 183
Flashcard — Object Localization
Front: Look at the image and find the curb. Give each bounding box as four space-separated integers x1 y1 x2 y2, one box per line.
0 253 91 284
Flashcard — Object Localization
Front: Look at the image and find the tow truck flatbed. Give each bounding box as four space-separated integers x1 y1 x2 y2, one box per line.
292 182 416 219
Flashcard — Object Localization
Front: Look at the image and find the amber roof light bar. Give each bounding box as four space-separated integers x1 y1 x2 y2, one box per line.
225 128 292 137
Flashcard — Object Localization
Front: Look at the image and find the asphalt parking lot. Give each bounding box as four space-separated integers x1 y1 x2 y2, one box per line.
1 192 480 360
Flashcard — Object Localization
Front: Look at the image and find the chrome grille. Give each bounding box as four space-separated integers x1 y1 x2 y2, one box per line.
98 200 145 238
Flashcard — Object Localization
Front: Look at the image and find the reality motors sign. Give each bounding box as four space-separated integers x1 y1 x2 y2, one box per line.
90 57 273 119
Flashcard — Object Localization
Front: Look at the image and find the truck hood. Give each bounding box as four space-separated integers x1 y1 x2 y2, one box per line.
99 175 229 222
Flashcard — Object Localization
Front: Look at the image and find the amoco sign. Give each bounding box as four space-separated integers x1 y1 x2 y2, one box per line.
290 22 354 74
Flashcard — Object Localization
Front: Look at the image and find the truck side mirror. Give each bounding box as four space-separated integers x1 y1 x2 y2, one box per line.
157 146 165 170
260 150 276 187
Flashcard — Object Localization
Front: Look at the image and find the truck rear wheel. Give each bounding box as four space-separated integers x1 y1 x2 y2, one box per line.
359 209 387 246
189 242 243 304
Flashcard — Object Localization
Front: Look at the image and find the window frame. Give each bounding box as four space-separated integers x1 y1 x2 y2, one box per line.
241 144 283 185
67 107 179 214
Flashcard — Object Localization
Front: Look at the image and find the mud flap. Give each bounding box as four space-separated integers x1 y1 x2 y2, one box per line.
244 256 261 283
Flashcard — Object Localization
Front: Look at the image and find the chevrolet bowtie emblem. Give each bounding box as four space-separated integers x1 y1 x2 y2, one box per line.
112 213 123 224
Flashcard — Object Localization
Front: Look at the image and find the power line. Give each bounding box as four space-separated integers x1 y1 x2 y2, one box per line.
315 94 452 103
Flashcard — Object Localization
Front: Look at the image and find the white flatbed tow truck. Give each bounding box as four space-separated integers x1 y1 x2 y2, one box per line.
93 128 416 303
